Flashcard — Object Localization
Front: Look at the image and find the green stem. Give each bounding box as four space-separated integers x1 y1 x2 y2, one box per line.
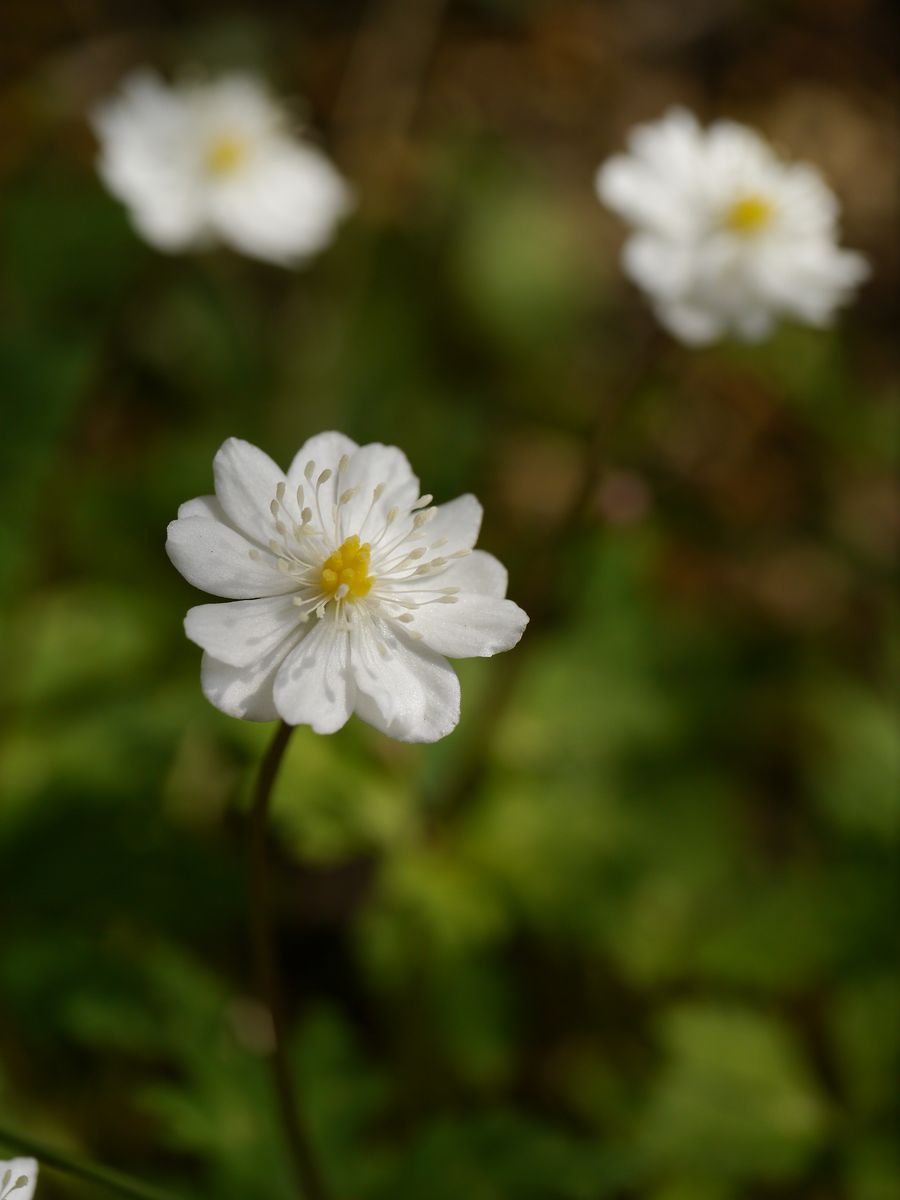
0 1127 180 1200
249 721 332 1200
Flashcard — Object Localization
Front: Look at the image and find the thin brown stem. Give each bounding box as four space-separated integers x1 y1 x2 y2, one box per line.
249 720 331 1200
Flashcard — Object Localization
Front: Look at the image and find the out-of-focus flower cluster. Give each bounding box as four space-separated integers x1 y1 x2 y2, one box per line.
595 107 868 344
91 74 868 345
92 71 352 266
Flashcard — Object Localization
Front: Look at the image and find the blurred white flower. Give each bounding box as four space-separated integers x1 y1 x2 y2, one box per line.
167 435 528 742
91 70 352 266
596 107 869 344
0 1159 38 1200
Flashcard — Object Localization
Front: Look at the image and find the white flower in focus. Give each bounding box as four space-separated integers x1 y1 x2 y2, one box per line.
596 107 869 344
0 1159 38 1200
91 71 352 265
167 435 529 742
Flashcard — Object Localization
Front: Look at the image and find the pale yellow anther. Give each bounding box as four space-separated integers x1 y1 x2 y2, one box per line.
319 534 374 600
206 134 247 176
725 194 774 235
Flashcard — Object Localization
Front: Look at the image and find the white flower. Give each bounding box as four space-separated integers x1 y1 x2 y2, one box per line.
167 435 529 742
596 107 869 344
91 70 352 266
0 1159 38 1200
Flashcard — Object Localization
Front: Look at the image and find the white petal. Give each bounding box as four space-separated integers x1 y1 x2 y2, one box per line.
92 71 205 251
656 301 724 345
273 621 353 734
404 594 528 659
598 109 704 239
0 1160 38 1200
751 240 869 323
350 618 460 743
178 494 226 521
622 234 696 301
166 516 296 598
209 142 352 266
201 628 303 721
596 157 681 236
126 189 207 252
185 594 301 667
421 494 483 556
213 437 287 545
630 107 702 177
188 72 282 139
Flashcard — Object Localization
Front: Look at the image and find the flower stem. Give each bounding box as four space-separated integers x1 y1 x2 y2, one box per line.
0 1126 178 1200
249 720 331 1200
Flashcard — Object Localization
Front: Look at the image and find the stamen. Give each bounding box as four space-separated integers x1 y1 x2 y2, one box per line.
373 482 386 500
304 460 315 482
276 482 286 502
319 534 374 600
317 468 332 486
296 485 305 508
413 507 437 529
270 499 280 517
411 494 433 510
338 454 349 474
725 194 774 235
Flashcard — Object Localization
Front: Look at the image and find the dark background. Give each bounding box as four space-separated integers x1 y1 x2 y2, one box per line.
0 1 898 1197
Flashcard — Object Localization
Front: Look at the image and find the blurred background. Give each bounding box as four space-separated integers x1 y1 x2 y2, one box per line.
1 1 898 1197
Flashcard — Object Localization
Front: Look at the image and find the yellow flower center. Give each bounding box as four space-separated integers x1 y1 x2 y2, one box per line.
725 194 774 235
206 134 247 176
320 535 374 600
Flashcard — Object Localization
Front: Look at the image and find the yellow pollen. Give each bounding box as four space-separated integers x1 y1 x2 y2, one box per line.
320 535 374 600
206 134 247 176
725 194 774 235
